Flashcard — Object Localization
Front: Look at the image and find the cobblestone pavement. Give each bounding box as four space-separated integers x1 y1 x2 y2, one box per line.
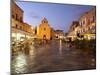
11 40 96 75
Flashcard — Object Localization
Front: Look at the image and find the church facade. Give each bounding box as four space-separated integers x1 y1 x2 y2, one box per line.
37 18 52 40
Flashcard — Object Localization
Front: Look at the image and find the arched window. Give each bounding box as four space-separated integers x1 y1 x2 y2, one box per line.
16 24 18 28
44 28 46 31
12 14 14 18
20 17 22 22
16 14 18 20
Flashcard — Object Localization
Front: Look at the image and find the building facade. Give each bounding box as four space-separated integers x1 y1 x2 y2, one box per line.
79 7 96 40
12 1 35 41
67 21 80 41
67 7 96 41
54 30 64 39
37 18 52 40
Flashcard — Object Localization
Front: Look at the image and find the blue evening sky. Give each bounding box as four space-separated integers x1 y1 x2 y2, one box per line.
16 1 95 33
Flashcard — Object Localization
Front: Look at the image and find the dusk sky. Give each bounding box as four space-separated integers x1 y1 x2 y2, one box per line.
16 1 95 33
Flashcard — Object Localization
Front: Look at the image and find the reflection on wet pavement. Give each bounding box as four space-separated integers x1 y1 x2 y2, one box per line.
12 53 28 74
11 40 96 75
